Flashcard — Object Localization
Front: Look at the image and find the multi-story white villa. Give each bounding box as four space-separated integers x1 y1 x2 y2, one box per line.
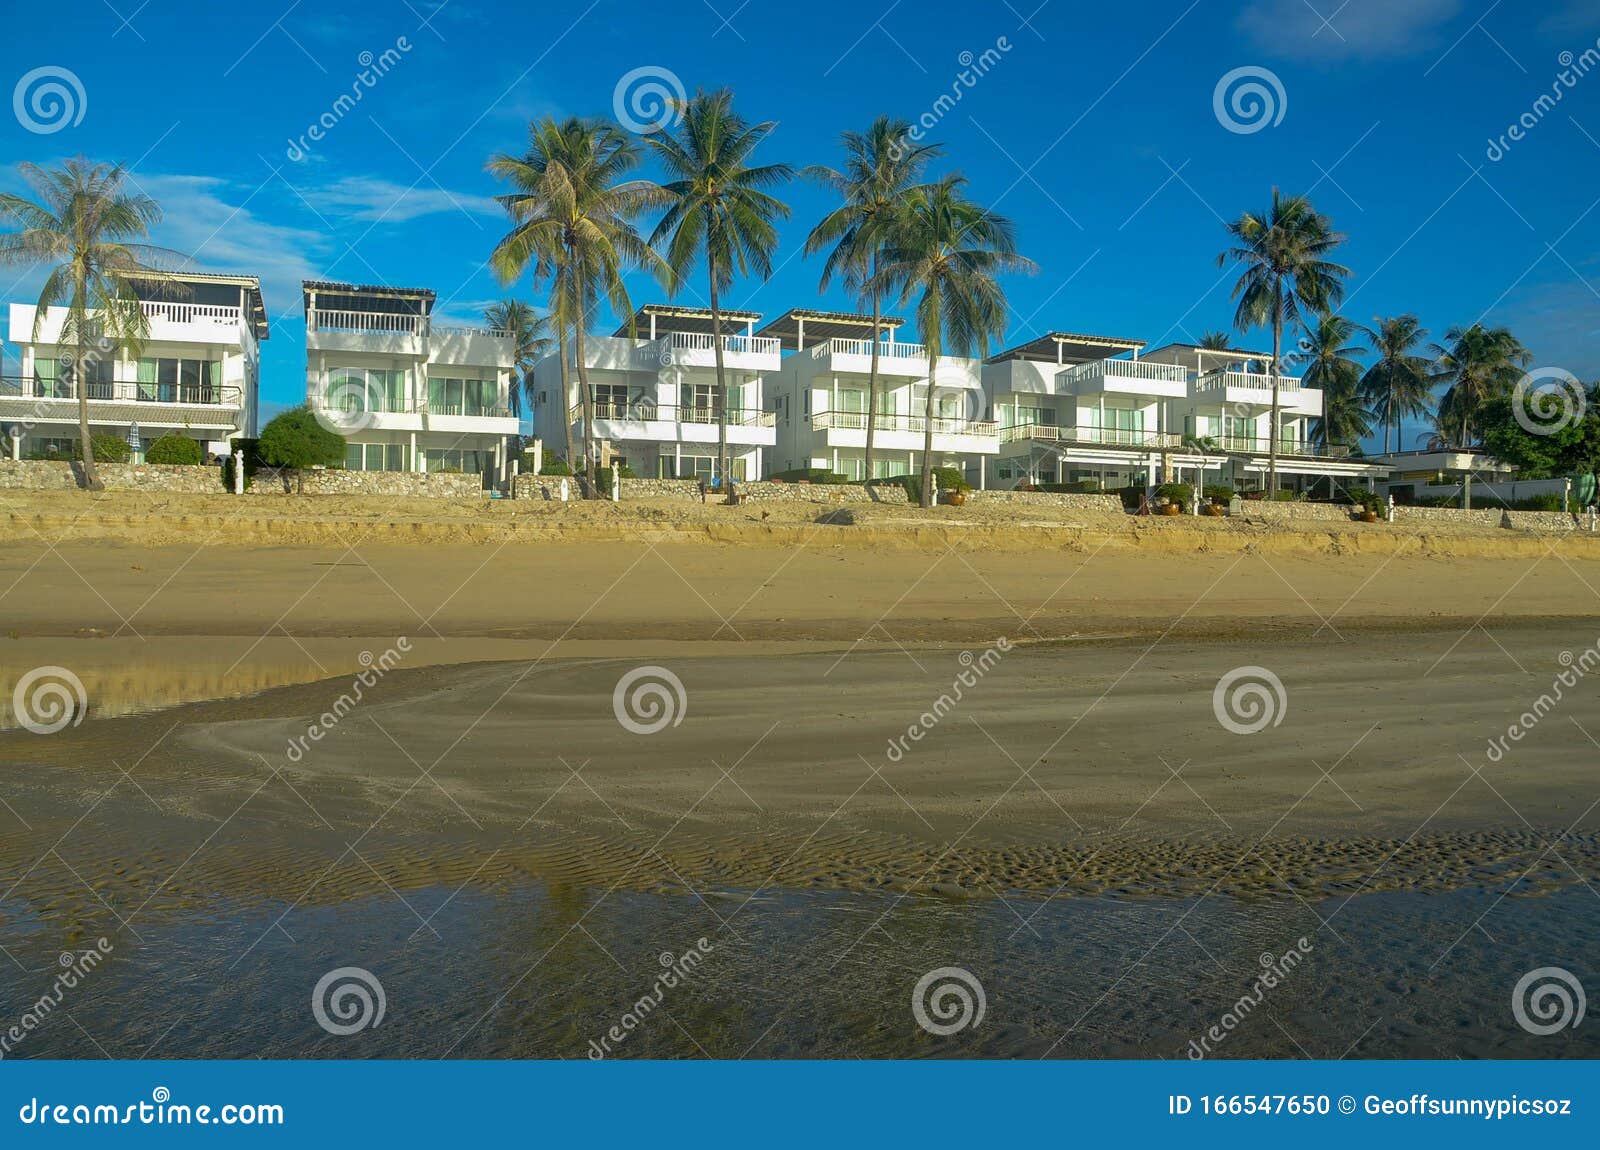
303 281 518 486
2 271 266 461
530 304 779 482
763 308 999 482
982 335 1388 493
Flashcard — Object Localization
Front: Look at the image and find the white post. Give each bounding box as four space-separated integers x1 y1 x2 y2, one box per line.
930 469 939 505
560 477 569 502
611 466 621 502
1386 494 1396 524
233 449 245 495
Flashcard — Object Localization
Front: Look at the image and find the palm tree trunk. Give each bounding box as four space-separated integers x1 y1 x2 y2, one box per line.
573 284 598 500
74 328 102 492
708 273 730 499
865 291 881 486
920 348 937 509
1267 317 1281 498
557 323 577 486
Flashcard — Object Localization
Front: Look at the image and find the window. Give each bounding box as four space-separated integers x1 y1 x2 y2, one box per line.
138 357 219 403
431 376 499 417
344 443 410 472
682 383 716 423
838 456 865 481
424 448 488 475
871 458 910 479
589 383 629 419
35 358 112 398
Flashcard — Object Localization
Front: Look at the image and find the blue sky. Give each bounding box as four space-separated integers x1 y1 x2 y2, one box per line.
4 0 1600 451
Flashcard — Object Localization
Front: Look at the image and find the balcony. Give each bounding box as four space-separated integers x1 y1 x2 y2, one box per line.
0 375 244 430
569 401 776 445
999 424 1182 451
10 301 250 349
305 310 513 366
1060 357 1190 398
805 337 930 377
651 331 781 370
810 409 998 455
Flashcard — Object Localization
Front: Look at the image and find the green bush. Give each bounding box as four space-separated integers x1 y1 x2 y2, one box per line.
1203 484 1236 504
144 434 203 465
72 433 131 464
1271 489 1301 502
771 467 850 484
933 465 970 493
1506 493 1564 512
1341 486 1384 512
1115 485 1145 509
539 458 572 476
258 406 346 492
223 438 262 490
1155 482 1193 511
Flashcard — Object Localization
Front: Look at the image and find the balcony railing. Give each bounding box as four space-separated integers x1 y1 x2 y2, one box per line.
571 401 775 427
140 301 244 326
999 424 1182 449
1060 358 1190 385
811 410 998 437
657 331 781 356
1 376 242 407
424 401 513 418
1195 369 1302 394
808 337 928 361
309 308 423 335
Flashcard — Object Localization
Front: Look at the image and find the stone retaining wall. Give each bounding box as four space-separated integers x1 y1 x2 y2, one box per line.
736 481 910 504
1501 510 1580 533
966 490 1125 513
247 468 483 499
1238 501 1360 523
620 478 705 501
1395 505 1504 530
0 459 224 493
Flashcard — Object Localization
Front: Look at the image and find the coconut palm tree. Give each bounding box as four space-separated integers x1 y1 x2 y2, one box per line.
648 89 794 491
1430 323 1531 448
804 117 941 482
483 299 554 419
0 159 181 490
1358 315 1433 453
1302 312 1371 452
1217 189 1349 496
872 174 1036 508
488 117 666 496
1198 330 1232 350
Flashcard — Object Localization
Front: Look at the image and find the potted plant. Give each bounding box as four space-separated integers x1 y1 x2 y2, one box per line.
1155 482 1191 516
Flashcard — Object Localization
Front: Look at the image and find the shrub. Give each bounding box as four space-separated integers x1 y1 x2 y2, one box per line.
258 406 346 492
1271 489 1301 502
71 433 131 464
223 438 262 490
1155 482 1193 511
539 457 572 476
1506 493 1564 512
1341 486 1384 513
144 434 204 465
1203 484 1235 504
771 467 850 484
1115 485 1145 509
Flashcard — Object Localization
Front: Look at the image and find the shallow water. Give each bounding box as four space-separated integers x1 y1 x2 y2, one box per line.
1 882 1594 1059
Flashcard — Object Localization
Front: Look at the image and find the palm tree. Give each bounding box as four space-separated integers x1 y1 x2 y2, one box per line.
1198 330 1232 350
1302 312 1371 452
1430 323 1531 448
804 117 941 482
872 174 1036 508
648 89 794 491
1217 189 1349 496
0 159 180 490
483 299 554 419
488 117 666 496
1359 315 1433 453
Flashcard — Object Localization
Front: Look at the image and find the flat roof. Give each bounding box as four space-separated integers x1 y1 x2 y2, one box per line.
985 331 1145 365
1144 341 1274 361
614 303 763 338
302 280 435 318
131 271 270 341
755 308 904 349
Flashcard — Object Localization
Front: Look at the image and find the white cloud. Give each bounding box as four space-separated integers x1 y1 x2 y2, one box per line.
297 175 500 223
1236 0 1461 60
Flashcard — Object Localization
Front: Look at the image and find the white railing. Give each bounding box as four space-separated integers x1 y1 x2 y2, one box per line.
998 423 1182 449
571 402 775 427
3 376 243 407
140 302 243 326
432 324 512 340
1061 357 1190 385
660 331 781 356
812 410 997 437
810 337 927 360
310 309 423 335
1195 369 1302 393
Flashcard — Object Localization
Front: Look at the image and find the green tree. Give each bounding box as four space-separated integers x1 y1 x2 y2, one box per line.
872 174 1035 508
1479 383 1600 480
259 405 346 492
1301 312 1371 451
483 298 554 419
144 433 203 465
488 117 665 496
1358 315 1433 453
648 89 795 489
804 117 941 481
1430 323 1531 447
1198 330 1232 350
1218 189 1350 494
0 159 181 490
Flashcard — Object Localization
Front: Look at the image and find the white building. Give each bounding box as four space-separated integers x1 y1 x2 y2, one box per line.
763 308 999 481
2 271 266 461
530 304 779 482
303 281 518 486
982 334 1388 493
